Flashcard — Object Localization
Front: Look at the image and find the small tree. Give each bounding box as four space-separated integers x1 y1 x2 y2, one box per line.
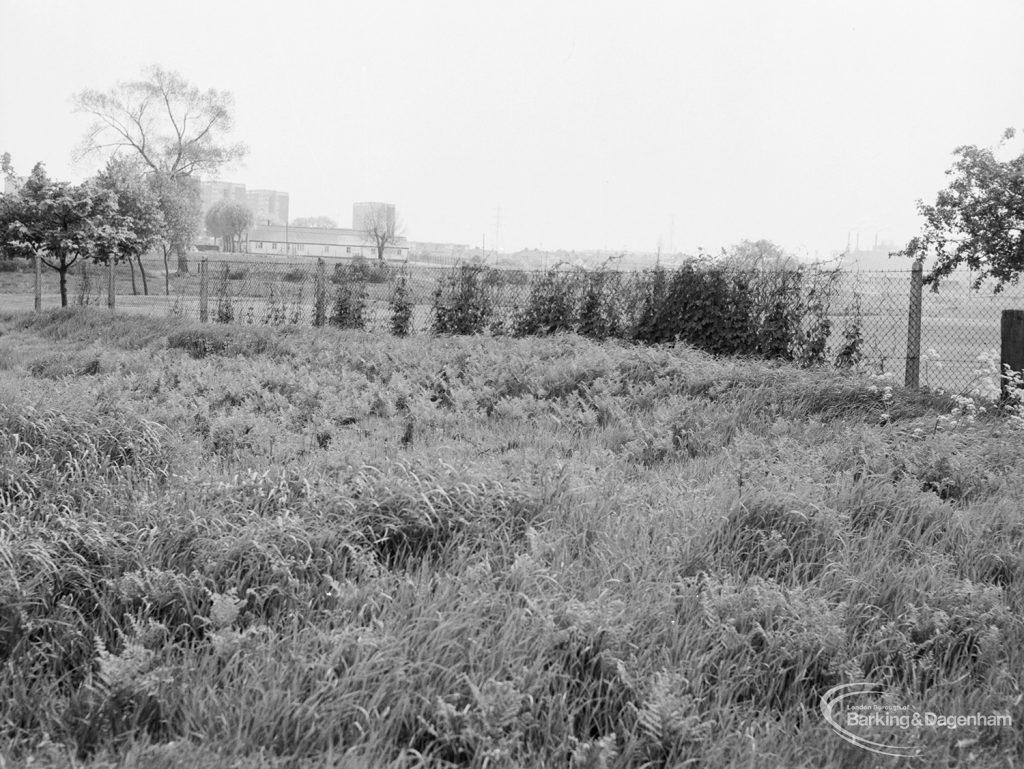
94 158 164 295
896 128 1024 290
0 163 123 306
329 280 368 330
150 173 201 291
205 200 253 252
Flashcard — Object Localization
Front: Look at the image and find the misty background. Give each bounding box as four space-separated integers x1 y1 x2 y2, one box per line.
2 0 1023 261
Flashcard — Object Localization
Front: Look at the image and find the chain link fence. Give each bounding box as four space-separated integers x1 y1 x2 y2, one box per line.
4 253 1024 394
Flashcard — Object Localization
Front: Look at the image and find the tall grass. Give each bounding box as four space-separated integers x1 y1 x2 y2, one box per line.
0 308 1020 767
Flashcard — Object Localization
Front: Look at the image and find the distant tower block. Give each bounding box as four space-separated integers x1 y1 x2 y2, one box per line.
247 189 290 226
353 202 396 231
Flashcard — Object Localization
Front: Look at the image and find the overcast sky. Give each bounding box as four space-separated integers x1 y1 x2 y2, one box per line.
2 0 1022 257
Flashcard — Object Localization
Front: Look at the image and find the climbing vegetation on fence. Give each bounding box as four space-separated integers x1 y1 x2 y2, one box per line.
432 264 495 335
503 261 860 366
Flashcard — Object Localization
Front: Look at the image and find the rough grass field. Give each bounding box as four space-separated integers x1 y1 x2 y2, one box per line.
8 256 1024 394
0 308 1023 768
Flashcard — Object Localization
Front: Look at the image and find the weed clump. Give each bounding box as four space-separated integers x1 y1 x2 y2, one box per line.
343 464 542 569
702 493 844 583
166 326 282 359
27 353 103 379
693 575 846 711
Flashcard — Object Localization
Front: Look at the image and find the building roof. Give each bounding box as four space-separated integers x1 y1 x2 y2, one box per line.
249 223 408 247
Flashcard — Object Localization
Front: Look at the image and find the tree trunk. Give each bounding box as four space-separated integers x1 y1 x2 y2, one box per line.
176 246 189 275
128 258 138 295
59 263 68 307
137 255 149 295
162 246 171 295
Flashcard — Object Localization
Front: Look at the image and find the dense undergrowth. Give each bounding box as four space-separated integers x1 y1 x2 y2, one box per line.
0 308 1021 768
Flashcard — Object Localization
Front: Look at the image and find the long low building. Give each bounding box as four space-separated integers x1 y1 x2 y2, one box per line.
243 224 408 261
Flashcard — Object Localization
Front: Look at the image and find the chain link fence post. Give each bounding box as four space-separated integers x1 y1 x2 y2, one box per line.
314 258 327 327
1001 310 1024 403
904 260 923 388
199 257 209 323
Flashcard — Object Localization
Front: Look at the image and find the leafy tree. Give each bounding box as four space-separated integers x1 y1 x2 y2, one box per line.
94 158 164 295
205 200 253 252
291 216 336 228
0 163 123 306
720 239 800 270
72 66 247 272
1 153 13 180
896 128 1024 291
149 173 201 293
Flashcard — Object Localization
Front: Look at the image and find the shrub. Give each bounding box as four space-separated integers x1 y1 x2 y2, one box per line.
578 271 626 340
633 265 757 354
215 265 234 324
281 268 306 283
628 262 848 365
512 269 582 336
329 281 368 330
389 274 413 336
833 297 865 369
262 284 287 325
336 256 389 285
432 265 494 335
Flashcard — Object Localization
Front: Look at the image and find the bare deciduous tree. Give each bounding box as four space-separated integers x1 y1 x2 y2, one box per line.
72 66 247 273
360 204 403 261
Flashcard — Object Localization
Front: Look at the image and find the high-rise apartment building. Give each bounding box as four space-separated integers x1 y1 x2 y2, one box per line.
199 180 248 216
352 202 396 232
246 189 290 226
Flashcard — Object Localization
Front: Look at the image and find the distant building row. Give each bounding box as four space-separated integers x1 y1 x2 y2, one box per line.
245 223 408 261
199 181 405 259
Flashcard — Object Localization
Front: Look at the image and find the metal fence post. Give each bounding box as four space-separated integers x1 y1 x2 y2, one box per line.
314 258 327 327
199 258 209 323
1000 310 1024 403
107 259 115 310
904 260 923 388
34 253 42 312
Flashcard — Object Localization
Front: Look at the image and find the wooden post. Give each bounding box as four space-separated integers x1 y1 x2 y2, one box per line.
34 253 42 312
904 259 923 389
107 259 115 310
314 258 327 327
199 258 209 323
1000 310 1024 403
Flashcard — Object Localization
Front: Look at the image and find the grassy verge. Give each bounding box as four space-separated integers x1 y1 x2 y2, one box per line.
0 308 1021 768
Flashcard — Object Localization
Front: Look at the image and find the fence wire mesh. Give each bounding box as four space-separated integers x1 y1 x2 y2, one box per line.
4 253 1024 394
